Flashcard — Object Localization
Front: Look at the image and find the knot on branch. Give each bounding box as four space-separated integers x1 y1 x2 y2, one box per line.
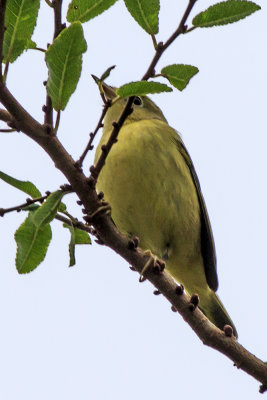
86 176 96 189
59 184 72 192
175 284 184 296
128 236 139 250
259 384 267 394
223 325 233 338
189 293 199 311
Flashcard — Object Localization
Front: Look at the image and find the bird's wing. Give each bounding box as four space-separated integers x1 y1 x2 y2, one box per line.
175 137 218 291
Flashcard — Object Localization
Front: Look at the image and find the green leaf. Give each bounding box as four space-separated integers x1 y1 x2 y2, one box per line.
45 22 87 111
100 65 116 81
64 223 76 266
15 212 52 273
58 202 67 213
192 0 261 28
0 171 41 197
124 0 159 34
74 228 91 245
116 81 172 97
63 224 91 266
67 0 119 23
33 191 64 228
3 0 40 63
161 64 199 91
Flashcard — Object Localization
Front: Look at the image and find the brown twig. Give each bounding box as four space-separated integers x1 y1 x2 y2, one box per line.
0 195 48 216
142 0 197 81
89 97 134 181
0 0 266 390
0 0 7 82
0 128 15 132
54 213 94 235
44 0 64 130
76 101 111 168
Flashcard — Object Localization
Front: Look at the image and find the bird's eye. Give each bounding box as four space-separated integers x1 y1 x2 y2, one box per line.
133 96 142 106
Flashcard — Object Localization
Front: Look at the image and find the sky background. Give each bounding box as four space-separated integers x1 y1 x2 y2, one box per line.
0 0 267 399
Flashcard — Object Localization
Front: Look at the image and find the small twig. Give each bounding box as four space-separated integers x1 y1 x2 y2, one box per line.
0 195 48 216
44 88 53 128
0 108 18 130
0 128 15 132
55 213 95 235
0 108 12 122
142 0 197 81
0 0 7 82
53 0 64 39
44 0 64 131
45 0 53 7
90 97 134 181
76 102 111 168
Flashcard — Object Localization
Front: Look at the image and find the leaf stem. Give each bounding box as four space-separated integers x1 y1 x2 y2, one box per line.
54 110 61 133
151 34 158 49
184 26 197 34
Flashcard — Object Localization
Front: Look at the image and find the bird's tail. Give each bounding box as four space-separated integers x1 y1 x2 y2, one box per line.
199 290 238 338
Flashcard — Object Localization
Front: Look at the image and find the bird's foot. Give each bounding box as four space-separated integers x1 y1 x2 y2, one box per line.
139 250 165 282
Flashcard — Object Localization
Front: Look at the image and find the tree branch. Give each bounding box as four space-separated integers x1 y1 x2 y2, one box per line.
89 97 134 180
0 195 48 216
142 0 197 81
0 0 266 390
76 101 111 169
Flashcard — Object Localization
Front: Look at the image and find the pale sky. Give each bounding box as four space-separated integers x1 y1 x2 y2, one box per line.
0 1 267 399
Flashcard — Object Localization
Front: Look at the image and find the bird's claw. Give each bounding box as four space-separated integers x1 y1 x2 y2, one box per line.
139 250 165 282
84 202 111 224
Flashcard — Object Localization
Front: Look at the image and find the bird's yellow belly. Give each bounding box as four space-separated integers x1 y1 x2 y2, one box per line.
95 119 204 287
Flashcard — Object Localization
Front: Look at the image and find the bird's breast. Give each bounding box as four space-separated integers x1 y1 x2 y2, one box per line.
95 119 201 264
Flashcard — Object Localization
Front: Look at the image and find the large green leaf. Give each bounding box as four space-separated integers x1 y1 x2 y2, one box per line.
161 64 199 91
33 191 64 229
116 81 172 97
15 212 52 273
124 0 159 34
45 22 87 111
67 0 119 23
192 0 260 28
0 171 41 197
3 0 40 63
63 224 91 266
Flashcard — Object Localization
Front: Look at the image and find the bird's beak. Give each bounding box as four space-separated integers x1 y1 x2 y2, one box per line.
91 75 117 102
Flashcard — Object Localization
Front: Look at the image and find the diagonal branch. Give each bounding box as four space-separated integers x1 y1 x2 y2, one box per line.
0 0 266 391
142 0 197 81
90 97 134 180
76 101 111 169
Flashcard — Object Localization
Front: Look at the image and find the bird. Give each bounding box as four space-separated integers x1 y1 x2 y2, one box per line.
94 82 237 337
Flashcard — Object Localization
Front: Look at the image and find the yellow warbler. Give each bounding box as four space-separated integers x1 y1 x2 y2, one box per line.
94 84 237 337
